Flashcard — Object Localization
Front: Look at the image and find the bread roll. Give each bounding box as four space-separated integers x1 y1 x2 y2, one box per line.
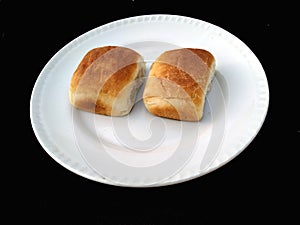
143 48 215 121
69 46 146 116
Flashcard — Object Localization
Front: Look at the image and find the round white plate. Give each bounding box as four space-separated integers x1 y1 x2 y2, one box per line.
30 14 269 187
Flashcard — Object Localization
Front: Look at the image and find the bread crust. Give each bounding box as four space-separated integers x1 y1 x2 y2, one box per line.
69 46 145 116
143 48 215 121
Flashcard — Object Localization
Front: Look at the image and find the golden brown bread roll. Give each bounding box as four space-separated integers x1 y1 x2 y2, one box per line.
69 46 146 116
143 48 216 121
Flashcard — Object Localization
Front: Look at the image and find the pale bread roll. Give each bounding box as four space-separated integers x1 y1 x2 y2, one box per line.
69 46 146 116
143 48 216 121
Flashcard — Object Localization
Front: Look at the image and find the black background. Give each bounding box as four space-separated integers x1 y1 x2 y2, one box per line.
1 0 298 224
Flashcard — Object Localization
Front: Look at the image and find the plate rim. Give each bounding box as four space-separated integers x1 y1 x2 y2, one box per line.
30 14 269 187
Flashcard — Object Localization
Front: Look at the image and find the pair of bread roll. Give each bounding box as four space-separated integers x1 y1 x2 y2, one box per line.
69 46 215 121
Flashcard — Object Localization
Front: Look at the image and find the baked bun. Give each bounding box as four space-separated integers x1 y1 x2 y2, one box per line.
70 46 146 116
143 48 215 121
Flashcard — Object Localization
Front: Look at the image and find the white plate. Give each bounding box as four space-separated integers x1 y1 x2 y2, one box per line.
30 15 269 187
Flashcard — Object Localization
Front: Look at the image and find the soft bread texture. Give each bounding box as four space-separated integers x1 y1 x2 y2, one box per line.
70 46 146 116
143 48 215 121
